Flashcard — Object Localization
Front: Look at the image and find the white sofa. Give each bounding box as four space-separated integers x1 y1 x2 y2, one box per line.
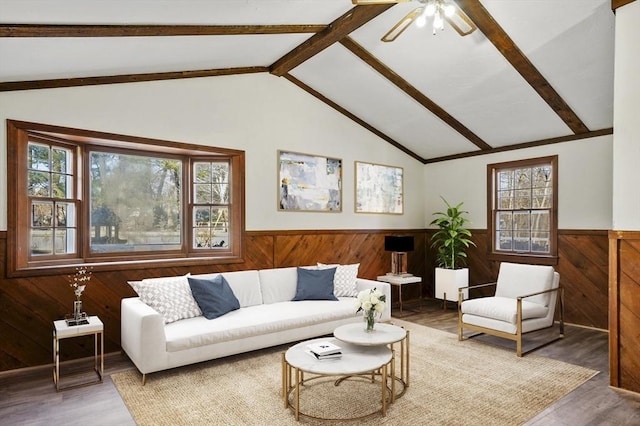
121 266 390 384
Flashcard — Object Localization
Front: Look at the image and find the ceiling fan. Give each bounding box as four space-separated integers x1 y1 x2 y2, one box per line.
352 0 477 42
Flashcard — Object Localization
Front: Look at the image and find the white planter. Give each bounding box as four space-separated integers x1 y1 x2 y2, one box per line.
435 268 469 302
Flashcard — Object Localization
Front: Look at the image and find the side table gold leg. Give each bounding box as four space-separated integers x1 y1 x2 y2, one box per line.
406 330 411 387
381 362 387 416
391 348 396 403
295 367 300 421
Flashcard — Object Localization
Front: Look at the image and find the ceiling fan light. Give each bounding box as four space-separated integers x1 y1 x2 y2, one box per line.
416 15 427 28
444 4 455 18
434 11 444 31
425 2 437 17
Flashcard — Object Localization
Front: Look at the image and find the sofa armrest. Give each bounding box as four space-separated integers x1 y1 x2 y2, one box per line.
356 278 392 321
121 297 167 374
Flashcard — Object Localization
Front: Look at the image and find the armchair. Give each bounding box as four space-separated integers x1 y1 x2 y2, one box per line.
457 262 564 356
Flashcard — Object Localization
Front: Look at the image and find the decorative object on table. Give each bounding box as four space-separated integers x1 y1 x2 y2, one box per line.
278 150 342 212
65 266 92 326
384 235 414 276
430 197 475 305
355 161 403 214
355 288 386 332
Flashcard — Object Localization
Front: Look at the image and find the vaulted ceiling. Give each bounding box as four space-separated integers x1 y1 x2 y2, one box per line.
0 0 616 163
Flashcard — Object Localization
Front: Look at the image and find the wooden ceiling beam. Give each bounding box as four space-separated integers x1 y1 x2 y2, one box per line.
456 0 590 135
612 0 636 10
284 73 425 163
340 37 492 151
0 67 268 92
0 24 326 37
270 4 394 77
425 128 613 164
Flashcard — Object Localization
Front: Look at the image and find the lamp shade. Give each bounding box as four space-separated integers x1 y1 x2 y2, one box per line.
384 236 414 252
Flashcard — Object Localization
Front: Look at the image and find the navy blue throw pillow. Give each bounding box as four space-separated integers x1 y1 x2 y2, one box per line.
292 267 338 301
187 275 240 320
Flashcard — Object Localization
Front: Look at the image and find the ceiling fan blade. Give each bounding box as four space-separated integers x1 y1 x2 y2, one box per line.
352 0 411 4
445 6 477 36
381 6 423 42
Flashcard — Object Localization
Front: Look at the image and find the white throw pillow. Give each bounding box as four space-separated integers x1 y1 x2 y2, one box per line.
137 275 202 324
318 263 360 297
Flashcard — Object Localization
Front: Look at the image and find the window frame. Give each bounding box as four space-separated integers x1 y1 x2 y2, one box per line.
486 155 558 265
7 120 245 277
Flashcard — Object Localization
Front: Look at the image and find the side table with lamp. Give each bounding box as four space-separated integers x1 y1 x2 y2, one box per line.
379 236 422 315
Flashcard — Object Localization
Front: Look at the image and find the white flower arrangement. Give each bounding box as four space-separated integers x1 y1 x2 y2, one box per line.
355 287 386 316
69 266 92 301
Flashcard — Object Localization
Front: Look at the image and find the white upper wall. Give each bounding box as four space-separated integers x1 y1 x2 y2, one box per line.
424 135 613 230
0 73 425 231
612 1 640 230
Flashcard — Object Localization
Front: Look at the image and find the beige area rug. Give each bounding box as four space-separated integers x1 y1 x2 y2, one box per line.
112 320 597 425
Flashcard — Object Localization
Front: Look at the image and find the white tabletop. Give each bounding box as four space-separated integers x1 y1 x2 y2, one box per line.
54 316 103 338
334 323 406 346
285 337 391 376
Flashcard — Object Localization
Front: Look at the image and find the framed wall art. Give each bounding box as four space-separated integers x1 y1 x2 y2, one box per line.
355 161 403 214
278 150 342 212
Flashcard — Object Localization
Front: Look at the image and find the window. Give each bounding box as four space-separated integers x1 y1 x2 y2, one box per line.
487 156 557 263
7 120 244 275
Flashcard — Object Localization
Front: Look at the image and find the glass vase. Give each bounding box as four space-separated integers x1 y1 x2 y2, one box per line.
364 310 376 332
73 300 83 320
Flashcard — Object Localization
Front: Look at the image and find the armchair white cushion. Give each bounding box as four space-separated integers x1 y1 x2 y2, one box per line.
458 262 564 356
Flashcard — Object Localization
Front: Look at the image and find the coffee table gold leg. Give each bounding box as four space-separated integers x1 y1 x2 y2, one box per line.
295 368 300 421
391 349 396 403
406 330 410 387
382 363 387 416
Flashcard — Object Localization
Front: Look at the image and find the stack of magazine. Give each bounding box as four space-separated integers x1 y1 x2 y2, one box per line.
305 341 342 360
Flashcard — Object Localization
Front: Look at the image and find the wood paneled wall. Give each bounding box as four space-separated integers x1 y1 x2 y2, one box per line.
0 228 608 373
609 231 640 394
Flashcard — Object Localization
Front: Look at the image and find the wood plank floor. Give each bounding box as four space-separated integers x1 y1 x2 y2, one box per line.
1 299 639 425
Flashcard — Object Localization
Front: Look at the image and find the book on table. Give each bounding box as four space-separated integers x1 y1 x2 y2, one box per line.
306 341 342 359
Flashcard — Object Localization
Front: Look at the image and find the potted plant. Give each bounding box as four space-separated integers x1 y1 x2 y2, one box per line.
430 197 476 305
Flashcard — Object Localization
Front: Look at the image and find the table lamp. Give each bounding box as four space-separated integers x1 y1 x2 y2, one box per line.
384 235 414 276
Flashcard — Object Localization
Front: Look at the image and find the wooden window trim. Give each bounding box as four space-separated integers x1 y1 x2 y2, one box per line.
486 155 558 266
7 119 245 277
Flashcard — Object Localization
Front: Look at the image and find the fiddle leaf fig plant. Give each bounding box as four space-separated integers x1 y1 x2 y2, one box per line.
430 197 476 269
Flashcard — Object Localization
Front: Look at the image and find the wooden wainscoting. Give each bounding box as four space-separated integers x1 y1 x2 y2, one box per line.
609 230 640 394
0 229 426 372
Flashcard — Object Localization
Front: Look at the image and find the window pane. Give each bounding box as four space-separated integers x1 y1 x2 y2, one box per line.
514 189 531 209
31 228 53 255
194 183 212 204
515 168 530 189
497 170 513 191
532 166 552 188
28 143 50 171
514 231 531 252
532 231 550 253
497 190 513 209
90 152 182 253
54 229 76 254
28 171 50 197
497 211 512 230
497 230 512 251
532 187 552 208
513 211 531 230
32 201 53 227
531 211 550 231
52 147 71 174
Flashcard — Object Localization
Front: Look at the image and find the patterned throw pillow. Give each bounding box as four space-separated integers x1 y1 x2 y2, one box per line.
318 263 360 297
136 275 202 324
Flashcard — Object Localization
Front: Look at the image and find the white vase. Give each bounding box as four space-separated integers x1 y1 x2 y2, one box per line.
435 267 469 302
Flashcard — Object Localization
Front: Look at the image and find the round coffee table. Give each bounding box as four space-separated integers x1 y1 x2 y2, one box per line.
334 322 409 400
282 337 392 421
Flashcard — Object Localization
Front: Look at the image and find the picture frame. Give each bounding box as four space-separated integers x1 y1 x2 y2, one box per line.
278 150 342 212
355 161 403 214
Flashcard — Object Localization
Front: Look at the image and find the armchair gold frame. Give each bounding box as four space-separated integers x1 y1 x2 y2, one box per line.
457 282 565 357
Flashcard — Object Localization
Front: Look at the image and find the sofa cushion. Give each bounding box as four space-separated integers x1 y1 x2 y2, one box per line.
190 270 262 308
259 267 299 304
187 276 240 320
164 299 357 352
318 263 360 297
136 275 202 324
292 267 338 301
461 296 549 324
